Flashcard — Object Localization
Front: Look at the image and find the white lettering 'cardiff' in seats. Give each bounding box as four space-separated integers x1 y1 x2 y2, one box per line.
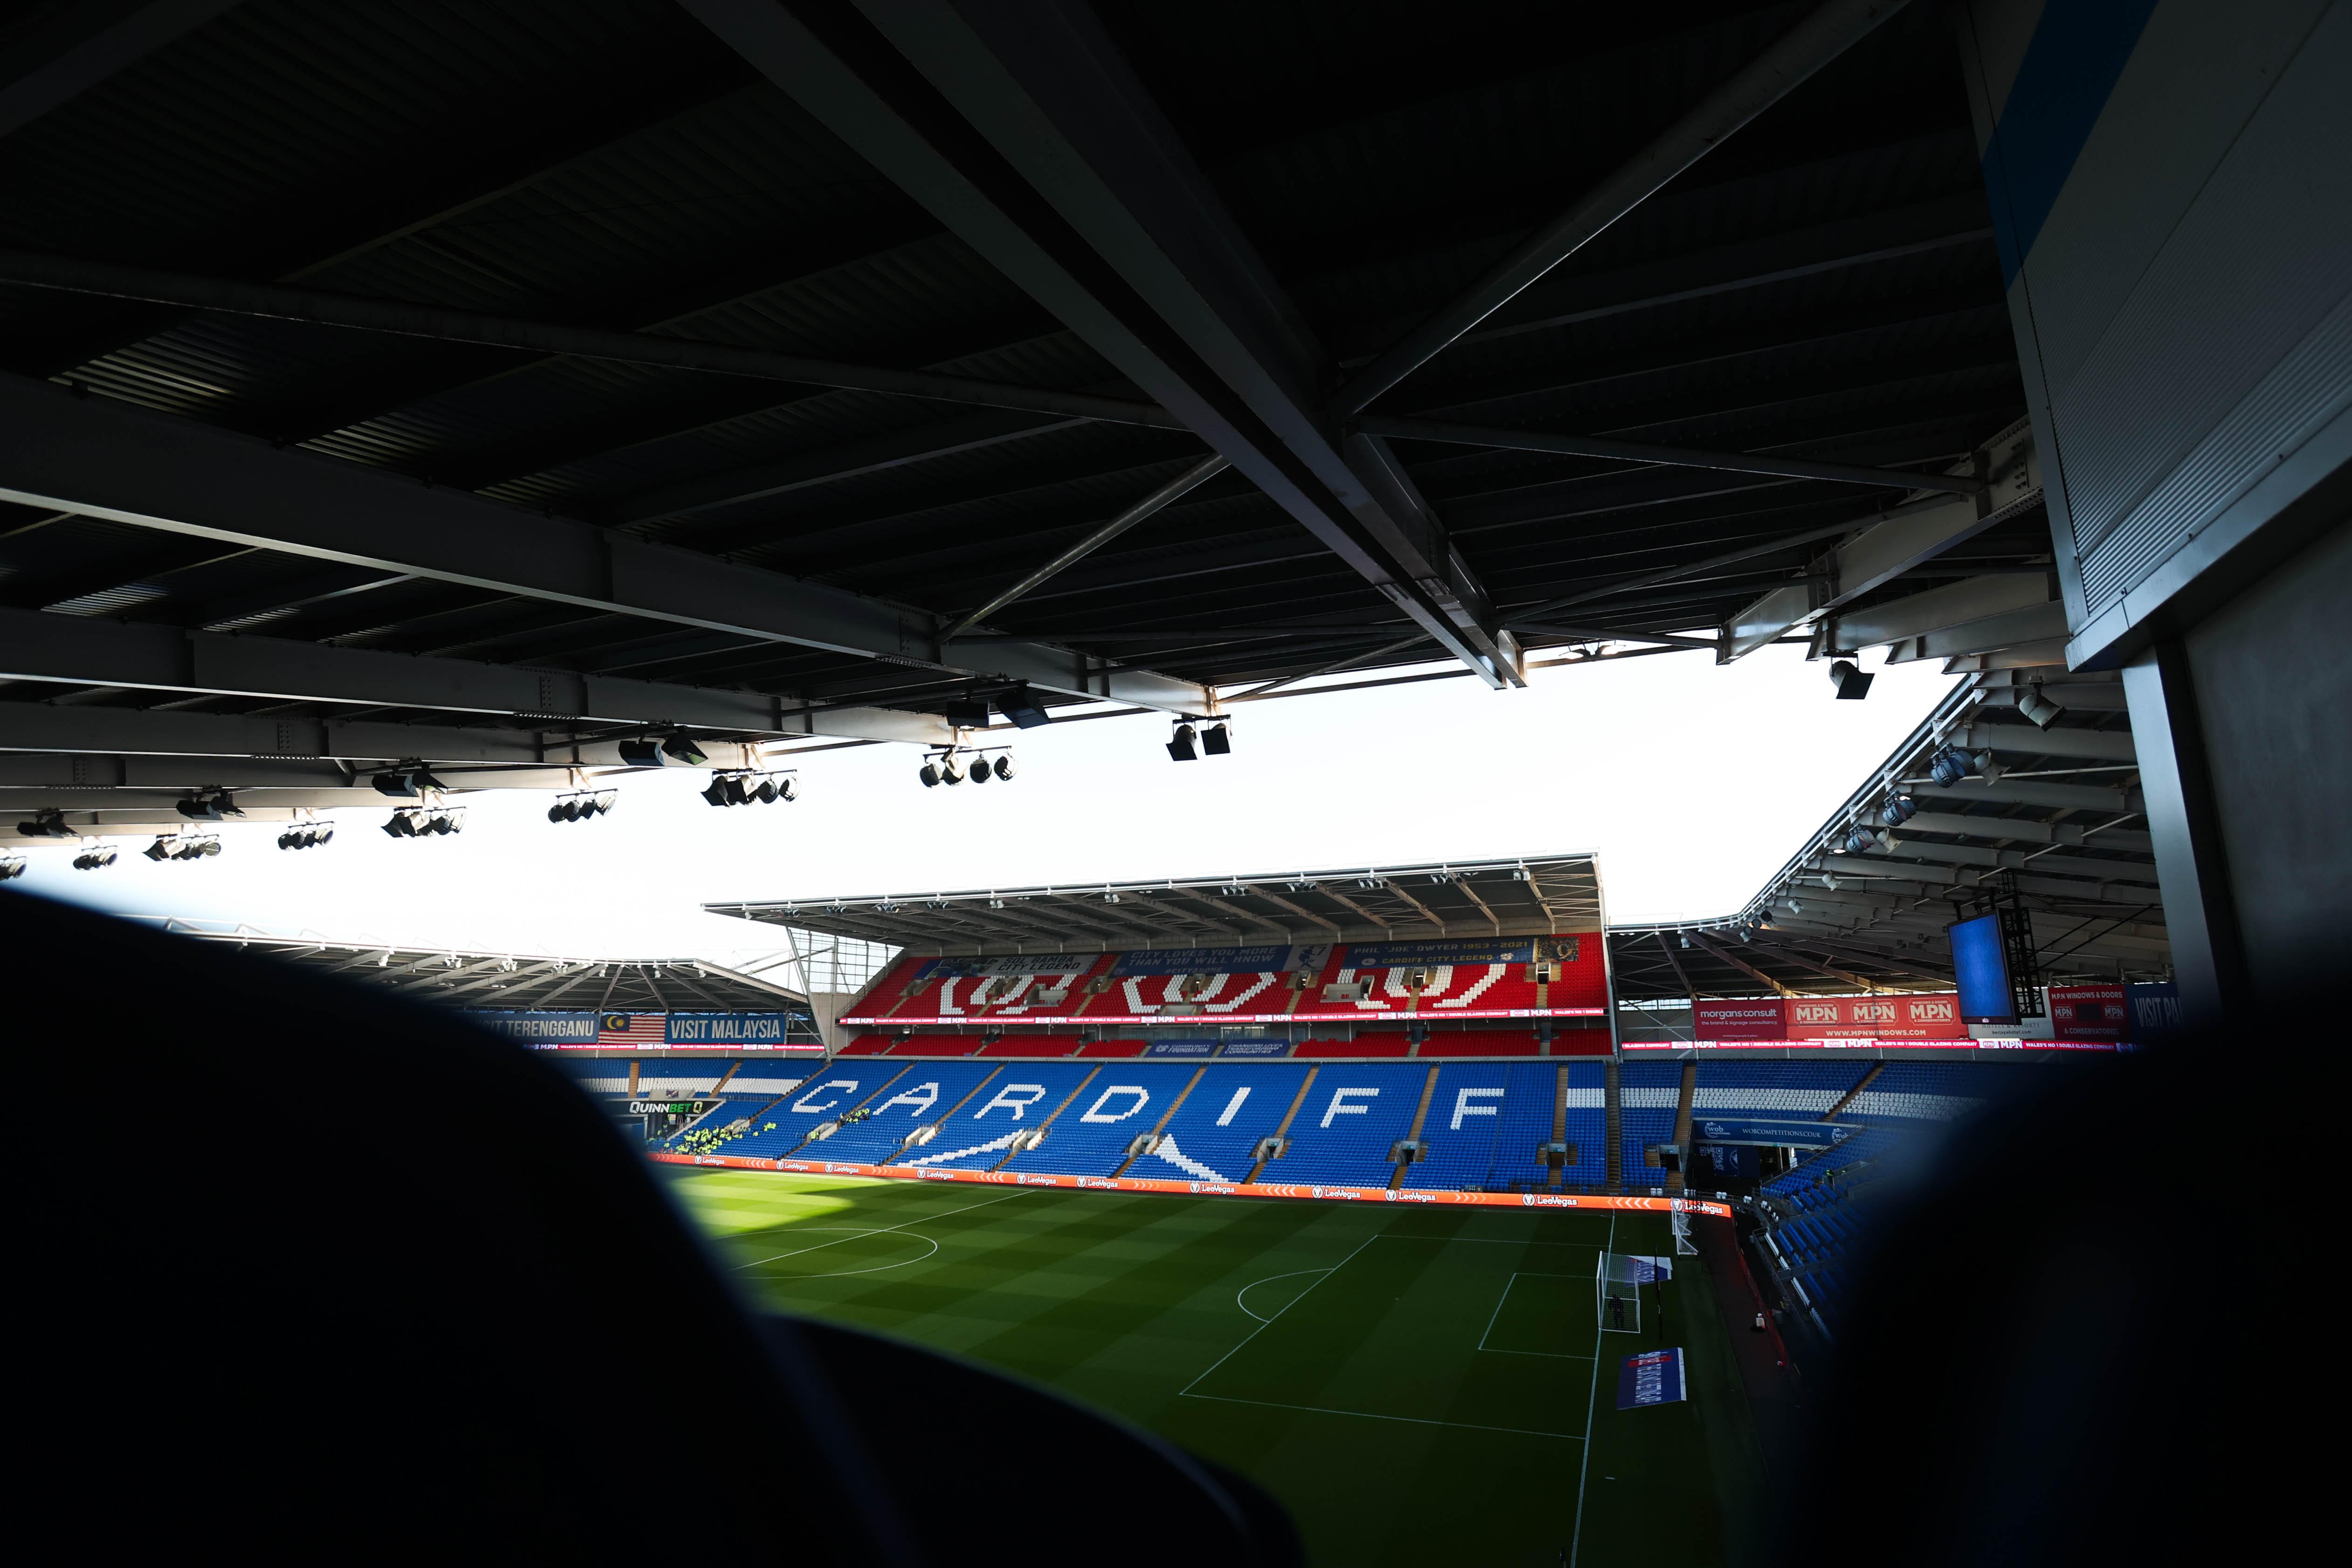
876 1081 941 1117
1321 1087 1379 1127
791 1080 859 1114
1451 1087 1503 1129
974 1083 1049 1119
1080 1086 1151 1123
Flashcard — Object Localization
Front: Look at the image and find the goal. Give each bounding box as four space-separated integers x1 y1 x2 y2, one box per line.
1595 1251 1657 1334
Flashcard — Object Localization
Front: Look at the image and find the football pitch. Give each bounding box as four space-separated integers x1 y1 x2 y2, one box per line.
669 1170 1766 1565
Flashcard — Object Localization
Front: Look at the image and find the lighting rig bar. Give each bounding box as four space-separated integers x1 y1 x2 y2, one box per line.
701 771 797 808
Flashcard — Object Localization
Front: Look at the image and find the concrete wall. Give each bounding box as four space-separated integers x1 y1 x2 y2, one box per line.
2185 515 2352 995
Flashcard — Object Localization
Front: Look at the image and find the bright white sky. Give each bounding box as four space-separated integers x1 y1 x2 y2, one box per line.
19 642 1950 963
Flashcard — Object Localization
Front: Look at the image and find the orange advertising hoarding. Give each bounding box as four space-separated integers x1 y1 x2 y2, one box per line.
647 1151 1731 1217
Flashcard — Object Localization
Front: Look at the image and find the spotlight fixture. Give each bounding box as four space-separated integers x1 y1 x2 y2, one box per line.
1678 934 1692 949
2016 681 2065 729
1971 749 2006 783
549 789 615 823
1100 890 1121 904
1166 722 1197 762
919 760 942 788
1355 876 1385 890
659 733 708 766
703 770 798 806
175 789 246 820
943 697 991 728
1843 825 1877 854
753 777 778 804
1827 659 1874 700
1201 722 1231 756
276 821 335 851
940 754 965 786
1 854 27 880
967 753 991 784
1929 749 1971 788
618 739 663 768
1879 792 1918 826
382 806 465 839
371 766 447 798
991 755 1014 782
875 901 901 915
69 845 117 871
16 809 73 839
144 832 220 862
995 685 1052 729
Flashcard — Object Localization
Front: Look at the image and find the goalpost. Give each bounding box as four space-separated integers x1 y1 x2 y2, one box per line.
1595 1252 1657 1334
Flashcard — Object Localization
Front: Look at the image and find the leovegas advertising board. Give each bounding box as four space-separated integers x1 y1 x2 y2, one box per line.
647 1152 1732 1217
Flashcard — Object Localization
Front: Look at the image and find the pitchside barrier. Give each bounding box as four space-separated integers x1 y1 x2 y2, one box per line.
646 1150 1733 1216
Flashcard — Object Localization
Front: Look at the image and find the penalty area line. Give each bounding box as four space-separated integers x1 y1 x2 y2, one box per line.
1181 1231 1378 1396
1179 1392 1582 1442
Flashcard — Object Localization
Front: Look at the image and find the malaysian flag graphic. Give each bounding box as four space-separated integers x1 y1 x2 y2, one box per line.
596 1013 668 1046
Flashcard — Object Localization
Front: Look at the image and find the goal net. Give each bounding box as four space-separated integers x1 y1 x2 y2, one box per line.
1595 1251 1658 1334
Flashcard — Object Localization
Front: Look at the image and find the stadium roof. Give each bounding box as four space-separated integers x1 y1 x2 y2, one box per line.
1608 664 2169 999
0 0 2059 837
712 853 1604 954
147 918 810 1011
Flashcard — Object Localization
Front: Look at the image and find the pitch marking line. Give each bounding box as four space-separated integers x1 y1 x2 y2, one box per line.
1180 1392 1581 1442
735 1227 944 1279
732 1188 1035 1271
1476 1272 1594 1359
1237 1268 1334 1323
1568 1215 1615 1568
1182 1232 1380 1396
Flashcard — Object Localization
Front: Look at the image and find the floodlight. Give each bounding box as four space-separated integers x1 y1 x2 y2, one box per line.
919 761 942 788
995 685 1051 729
941 755 965 785
144 837 172 861
660 734 708 766
943 697 990 728
176 795 223 820
1167 723 1197 762
197 837 221 856
383 810 417 838
1971 750 2006 782
2016 683 2065 729
17 810 71 838
564 797 587 822
968 756 991 784
445 810 467 834
1678 934 1692 949
726 773 755 806
1929 749 1969 787
1 856 26 880
618 739 663 767
700 777 730 807
1880 792 1917 826
592 791 616 814
547 801 566 824
1201 722 1231 756
372 770 420 798
991 755 1014 782
1843 825 1877 854
1828 659 1874 700
754 777 778 804
775 777 797 801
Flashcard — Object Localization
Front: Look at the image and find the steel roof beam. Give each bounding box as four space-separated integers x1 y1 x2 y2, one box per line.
1335 0 1917 413
0 247 1175 429
0 605 951 745
1359 416 1982 496
0 0 241 139
685 0 1516 688
0 374 1213 715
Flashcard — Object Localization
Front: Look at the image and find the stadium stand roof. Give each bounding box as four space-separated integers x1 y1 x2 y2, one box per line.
714 853 1602 955
0 0 2062 841
143 918 809 1011
1608 664 2168 998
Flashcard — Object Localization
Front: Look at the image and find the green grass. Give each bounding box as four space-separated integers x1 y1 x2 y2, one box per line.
669 1170 1765 1566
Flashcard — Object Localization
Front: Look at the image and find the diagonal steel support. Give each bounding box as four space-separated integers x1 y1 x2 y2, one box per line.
1335 0 1917 412
683 0 1518 688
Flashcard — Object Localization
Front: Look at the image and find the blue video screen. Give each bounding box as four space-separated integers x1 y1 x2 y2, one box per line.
1948 912 2014 1023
